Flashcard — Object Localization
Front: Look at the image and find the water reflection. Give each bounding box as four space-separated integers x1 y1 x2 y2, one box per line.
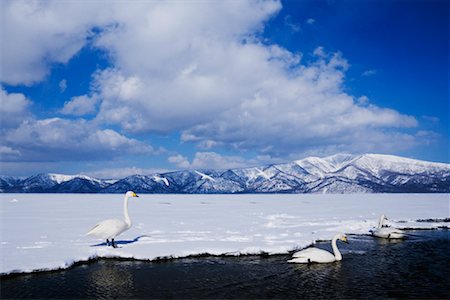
87 261 134 298
373 236 405 245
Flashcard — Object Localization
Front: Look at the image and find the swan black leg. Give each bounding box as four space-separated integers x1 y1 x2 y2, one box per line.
112 238 117 248
106 239 110 246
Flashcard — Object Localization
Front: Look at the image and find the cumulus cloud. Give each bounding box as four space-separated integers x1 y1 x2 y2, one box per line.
0 146 21 161
2 118 155 162
179 51 417 156
1 0 425 163
85 2 417 156
0 0 111 85
0 87 31 129
168 151 283 170
168 154 191 169
60 94 98 116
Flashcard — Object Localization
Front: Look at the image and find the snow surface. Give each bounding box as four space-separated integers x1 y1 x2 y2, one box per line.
0 193 448 275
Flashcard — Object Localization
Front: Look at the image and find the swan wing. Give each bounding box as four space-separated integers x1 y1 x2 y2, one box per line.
288 257 310 263
86 219 129 239
373 227 404 239
291 247 336 263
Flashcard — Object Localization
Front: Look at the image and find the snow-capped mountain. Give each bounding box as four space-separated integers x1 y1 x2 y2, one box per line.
1 154 449 193
2 173 110 193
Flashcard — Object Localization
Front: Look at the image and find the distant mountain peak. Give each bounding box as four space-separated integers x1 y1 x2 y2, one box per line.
1 153 449 193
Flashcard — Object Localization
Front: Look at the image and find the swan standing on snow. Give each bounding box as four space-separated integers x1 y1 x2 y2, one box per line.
288 233 348 264
371 214 404 239
86 191 139 248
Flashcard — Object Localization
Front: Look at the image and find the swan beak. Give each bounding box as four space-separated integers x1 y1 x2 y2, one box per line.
133 193 139 197
342 236 349 243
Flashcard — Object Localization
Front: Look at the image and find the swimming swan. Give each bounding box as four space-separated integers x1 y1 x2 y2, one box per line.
371 214 404 239
86 191 139 248
288 233 348 264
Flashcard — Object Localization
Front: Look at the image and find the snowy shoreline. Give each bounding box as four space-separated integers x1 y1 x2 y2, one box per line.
1 193 449 275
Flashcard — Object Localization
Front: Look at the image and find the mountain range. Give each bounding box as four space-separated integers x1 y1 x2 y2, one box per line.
1 154 449 194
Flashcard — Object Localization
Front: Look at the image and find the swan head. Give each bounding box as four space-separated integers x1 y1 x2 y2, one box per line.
380 214 388 221
126 191 139 198
338 234 348 244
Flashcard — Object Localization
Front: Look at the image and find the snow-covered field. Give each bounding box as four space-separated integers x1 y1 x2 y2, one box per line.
1 193 448 275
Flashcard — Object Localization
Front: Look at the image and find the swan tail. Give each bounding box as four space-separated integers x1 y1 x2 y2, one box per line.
287 257 310 264
86 224 100 236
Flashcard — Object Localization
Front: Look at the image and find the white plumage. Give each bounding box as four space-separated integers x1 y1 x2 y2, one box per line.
371 214 405 239
86 191 139 247
288 233 348 264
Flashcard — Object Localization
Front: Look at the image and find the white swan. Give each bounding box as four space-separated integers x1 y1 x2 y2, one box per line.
371 214 404 239
288 233 348 264
86 191 139 248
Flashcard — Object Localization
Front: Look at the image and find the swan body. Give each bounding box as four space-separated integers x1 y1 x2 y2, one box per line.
288 233 348 264
87 191 139 247
371 214 404 239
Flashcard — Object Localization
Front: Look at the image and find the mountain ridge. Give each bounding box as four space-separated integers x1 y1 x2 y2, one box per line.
1 154 449 193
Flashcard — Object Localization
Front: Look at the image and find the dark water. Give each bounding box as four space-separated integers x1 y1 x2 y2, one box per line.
2 230 449 299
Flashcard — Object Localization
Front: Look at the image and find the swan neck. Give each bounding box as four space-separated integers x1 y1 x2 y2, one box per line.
124 194 131 227
378 216 384 228
332 236 342 261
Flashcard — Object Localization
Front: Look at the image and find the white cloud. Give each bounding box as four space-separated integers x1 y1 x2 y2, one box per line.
0 87 31 128
190 152 261 169
284 15 301 32
168 154 191 169
357 95 370 106
0 0 111 85
2 118 155 162
179 51 417 156
362 69 377 76
59 79 67 92
168 151 283 170
60 94 98 116
88 3 418 156
306 18 316 25
0 146 20 155
1 1 423 161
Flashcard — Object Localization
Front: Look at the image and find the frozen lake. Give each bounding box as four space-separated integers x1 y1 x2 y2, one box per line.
0 193 448 275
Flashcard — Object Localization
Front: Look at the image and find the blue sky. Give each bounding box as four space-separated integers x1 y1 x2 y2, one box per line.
1 0 448 178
